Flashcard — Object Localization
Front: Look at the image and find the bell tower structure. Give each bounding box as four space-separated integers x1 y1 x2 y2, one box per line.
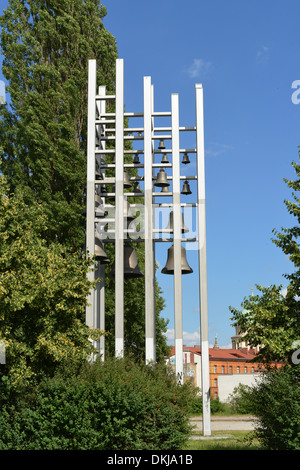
85 59 211 436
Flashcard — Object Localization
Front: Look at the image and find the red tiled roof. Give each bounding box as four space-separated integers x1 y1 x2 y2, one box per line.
169 345 258 361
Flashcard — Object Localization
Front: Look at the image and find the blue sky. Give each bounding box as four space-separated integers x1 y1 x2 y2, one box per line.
1 1 299 348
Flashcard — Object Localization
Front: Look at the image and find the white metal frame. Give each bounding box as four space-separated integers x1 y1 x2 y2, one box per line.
171 94 184 385
115 59 125 358
97 84 106 360
195 84 211 435
86 59 96 331
86 58 211 435
144 76 156 364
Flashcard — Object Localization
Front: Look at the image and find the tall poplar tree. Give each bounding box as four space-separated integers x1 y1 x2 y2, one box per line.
0 0 170 361
0 0 118 249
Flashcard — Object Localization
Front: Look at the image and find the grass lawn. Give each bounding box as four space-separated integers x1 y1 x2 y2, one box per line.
182 431 263 450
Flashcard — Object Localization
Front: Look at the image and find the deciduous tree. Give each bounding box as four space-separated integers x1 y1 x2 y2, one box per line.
230 153 300 364
0 173 96 389
0 0 118 249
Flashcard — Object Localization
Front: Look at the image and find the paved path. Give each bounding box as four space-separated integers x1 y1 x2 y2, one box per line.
190 416 257 432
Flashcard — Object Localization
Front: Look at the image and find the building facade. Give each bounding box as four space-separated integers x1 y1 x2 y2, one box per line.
168 337 282 401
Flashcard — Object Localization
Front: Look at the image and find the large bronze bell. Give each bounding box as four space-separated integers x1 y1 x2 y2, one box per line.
162 211 189 233
95 234 110 264
110 245 144 278
124 245 144 277
182 152 190 164
154 169 170 188
181 180 192 195
161 244 193 275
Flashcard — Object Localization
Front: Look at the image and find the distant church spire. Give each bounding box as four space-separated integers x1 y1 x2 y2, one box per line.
213 333 220 349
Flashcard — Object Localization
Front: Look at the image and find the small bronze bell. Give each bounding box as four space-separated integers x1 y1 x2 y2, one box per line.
133 182 143 194
158 139 165 150
162 211 189 233
110 245 144 278
95 170 103 180
161 154 169 164
95 194 105 217
133 154 140 164
124 245 144 278
124 200 135 223
154 169 170 188
181 180 192 195
123 171 132 188
95 235 110 264
161 244 193 275
160 186 170 193
100 156 106 166
182 152 190 164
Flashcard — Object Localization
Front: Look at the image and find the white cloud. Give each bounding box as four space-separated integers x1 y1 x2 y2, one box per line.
256 46 269 64
205 142 234 157
186 58 213 79
165 328 200 345
222 343 233 349
165 328 232 349
183 328 201 345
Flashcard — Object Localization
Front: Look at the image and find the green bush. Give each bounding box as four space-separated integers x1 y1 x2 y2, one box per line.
188 391 226 415
249 365 300 450
228 383 256 414
0 358 194 450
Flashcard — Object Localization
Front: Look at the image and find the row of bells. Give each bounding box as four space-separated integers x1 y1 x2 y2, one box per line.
94 138 192 276
94 205 193 277
113 151 190 165
99 169 192 196
106 137 190 165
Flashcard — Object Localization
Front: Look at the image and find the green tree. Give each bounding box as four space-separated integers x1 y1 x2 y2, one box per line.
230 153 300 364
247 365 300 450
0 0 169 362
0 0 118 250
0 173 96 389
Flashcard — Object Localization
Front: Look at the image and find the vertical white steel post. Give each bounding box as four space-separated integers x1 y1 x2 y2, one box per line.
86 59 97 331
115 59 124 358
151 84 156 361
97 85 106 360
144 76 155 363
195 83 211 436
171 93 183 385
